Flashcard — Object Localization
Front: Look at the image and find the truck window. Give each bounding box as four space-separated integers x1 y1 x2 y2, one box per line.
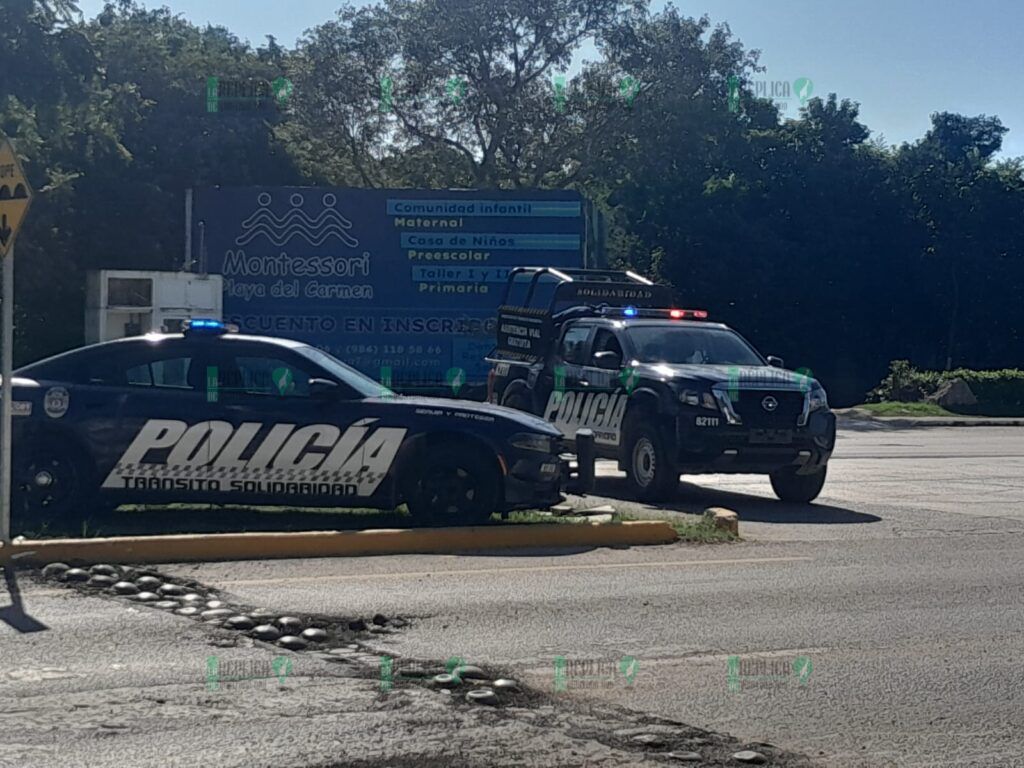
591 329 623 362
626 326 763 366
560 325 591 365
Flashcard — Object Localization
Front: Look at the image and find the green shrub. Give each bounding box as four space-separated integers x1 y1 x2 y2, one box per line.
869 361 1024 416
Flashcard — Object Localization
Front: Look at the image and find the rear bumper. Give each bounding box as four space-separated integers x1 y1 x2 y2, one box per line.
674 410 836 475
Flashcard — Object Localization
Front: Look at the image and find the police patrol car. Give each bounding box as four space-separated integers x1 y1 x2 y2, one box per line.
7 320 567 533
486 269 836 503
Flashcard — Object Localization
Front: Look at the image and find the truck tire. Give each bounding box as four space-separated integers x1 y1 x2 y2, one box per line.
623 415 678 501
500 386 533 414
404 443 499 526
12 440 93 535
770 465 827 503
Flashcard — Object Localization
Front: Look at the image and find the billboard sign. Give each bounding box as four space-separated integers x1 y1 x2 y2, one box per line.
195 187 585 390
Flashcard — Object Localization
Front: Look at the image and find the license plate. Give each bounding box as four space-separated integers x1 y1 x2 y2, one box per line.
749 429 793 444
541 462 558 474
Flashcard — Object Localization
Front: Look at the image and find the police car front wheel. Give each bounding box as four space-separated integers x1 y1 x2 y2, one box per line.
404 445 499 526
770 465 827 503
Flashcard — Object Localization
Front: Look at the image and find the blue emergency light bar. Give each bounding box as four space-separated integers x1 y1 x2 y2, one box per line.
183 318 238 335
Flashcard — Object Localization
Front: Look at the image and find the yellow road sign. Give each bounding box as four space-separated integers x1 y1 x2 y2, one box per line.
0 135 33 258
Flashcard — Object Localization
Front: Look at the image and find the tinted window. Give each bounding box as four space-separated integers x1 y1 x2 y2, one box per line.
626 326 763 366
125 357 193 389
214 356 311 397
591 329 623 361
560 325 591 365
293 345 391 399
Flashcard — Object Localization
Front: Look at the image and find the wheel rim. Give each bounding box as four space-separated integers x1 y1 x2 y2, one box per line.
20 453 78 514
422 464 479 518
632 437 657 487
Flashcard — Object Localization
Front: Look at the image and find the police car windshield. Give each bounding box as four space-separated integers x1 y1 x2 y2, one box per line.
626 326 764 366
294 345 394 398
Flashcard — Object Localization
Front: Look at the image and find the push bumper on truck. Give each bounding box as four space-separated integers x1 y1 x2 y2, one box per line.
674 411 836 475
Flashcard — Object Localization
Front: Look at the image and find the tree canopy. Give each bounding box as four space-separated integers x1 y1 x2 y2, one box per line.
2 0 1022 404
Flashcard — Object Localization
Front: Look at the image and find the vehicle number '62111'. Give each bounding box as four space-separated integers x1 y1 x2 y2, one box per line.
695 416 720 427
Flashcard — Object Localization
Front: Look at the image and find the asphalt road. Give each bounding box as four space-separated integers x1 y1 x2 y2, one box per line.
3 425 1024 767
157 425 1024 767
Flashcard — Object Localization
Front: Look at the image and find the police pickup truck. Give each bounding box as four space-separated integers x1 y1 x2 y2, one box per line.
486 268 836 503
6 320 568 533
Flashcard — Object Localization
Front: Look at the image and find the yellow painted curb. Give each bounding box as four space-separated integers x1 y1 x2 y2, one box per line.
0 521 678 565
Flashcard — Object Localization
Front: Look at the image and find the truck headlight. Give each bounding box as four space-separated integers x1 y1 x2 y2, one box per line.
509 433 554 454
679 390 719 410
808 384 829 412
678 390 699 406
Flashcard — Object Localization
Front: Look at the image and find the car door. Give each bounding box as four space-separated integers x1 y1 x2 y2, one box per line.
540 321 594 441
577 327 630 449
204 342 382 508
98 339 212 505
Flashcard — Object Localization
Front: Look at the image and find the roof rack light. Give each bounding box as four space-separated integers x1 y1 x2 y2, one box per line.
183 318 237 335
599 307 710 320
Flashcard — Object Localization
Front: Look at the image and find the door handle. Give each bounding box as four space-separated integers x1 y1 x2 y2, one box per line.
579 379 590 387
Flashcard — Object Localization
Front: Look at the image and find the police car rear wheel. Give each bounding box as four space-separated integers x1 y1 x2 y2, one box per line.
13 442 92 532
406 446 498 526
625 419 678 501
770 465 827 503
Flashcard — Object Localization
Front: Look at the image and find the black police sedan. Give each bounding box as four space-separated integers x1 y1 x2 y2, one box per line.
7 320 564 532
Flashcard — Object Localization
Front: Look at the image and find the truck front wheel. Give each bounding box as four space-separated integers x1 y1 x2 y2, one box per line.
624 416 678 501
770 465 827 503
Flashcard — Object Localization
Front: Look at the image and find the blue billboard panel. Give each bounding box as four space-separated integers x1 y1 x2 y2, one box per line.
195 187 585 390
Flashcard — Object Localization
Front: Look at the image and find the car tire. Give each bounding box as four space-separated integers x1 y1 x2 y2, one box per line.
404 444 499 526
12 440 94 535
624 415 678 501
770 465 827 503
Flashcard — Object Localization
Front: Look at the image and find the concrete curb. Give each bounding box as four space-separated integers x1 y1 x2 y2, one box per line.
706 507 739 536
836 409 1024 428
0 521 679 566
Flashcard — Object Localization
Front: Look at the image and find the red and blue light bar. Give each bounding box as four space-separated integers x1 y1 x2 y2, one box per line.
606 307 710 320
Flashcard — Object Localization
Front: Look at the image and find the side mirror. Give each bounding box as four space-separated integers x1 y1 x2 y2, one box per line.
766 356 785 368
309 378 340 400
592 350 622 370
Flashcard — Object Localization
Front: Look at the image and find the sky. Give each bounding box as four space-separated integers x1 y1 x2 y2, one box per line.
76 0 1024 158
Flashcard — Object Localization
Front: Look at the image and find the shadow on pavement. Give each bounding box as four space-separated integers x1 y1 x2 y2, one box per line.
35 505 415 538
591 476 880 525
0 566 48 633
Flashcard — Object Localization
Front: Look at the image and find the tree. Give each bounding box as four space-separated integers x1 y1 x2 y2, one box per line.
286 0 639 188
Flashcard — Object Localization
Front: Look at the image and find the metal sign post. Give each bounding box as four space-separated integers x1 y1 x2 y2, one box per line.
1 245 12 544
0 135 33 546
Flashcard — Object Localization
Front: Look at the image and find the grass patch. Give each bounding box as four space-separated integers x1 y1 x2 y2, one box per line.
498 510 583 524
855 401 957 417
617 511 738 542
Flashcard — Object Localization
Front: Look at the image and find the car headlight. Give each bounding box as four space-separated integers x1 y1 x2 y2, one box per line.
509 433 554 453
808 384 829 412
